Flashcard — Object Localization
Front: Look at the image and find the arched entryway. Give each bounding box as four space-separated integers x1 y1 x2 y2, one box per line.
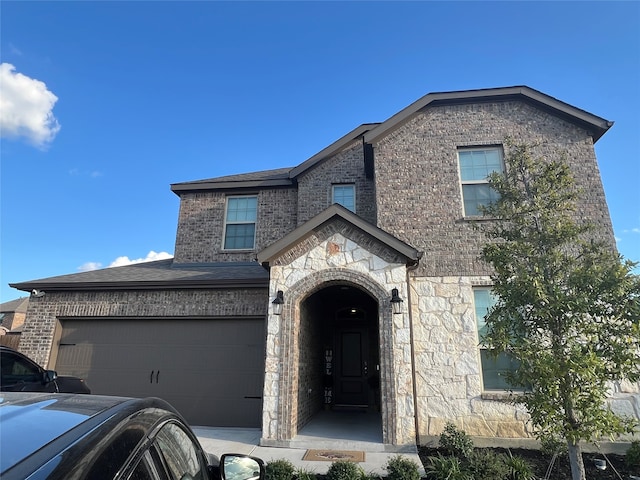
299 283 381 423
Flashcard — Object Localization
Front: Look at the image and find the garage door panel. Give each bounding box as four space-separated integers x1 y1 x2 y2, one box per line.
55 319 265 427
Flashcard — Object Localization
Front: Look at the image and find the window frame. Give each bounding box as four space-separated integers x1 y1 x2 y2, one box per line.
472 286 520 392
457 146 504 217
331 184 356 213
222 195 258 251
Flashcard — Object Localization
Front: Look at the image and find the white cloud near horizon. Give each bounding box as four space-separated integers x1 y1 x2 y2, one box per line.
77 251 173 272
0 63 61 148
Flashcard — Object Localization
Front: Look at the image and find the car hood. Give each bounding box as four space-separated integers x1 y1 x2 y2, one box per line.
0 393 127 474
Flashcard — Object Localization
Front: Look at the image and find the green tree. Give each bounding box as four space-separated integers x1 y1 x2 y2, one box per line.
478 139 640 480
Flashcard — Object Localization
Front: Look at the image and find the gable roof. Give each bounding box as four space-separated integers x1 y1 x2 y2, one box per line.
363 85 613 144
257 203 421 267
171 86 612 194
170 124 381 194
9 260 269 292
171 167 293 193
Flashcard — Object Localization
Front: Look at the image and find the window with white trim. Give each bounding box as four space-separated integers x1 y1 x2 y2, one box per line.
474 287 520 390
332 184 355 213
223 196 257 250
458 147 503 216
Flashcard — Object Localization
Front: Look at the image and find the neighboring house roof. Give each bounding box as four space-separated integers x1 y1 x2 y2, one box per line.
0 298 29 314
9 260 269 292
171 86 612 194
257 203 421 267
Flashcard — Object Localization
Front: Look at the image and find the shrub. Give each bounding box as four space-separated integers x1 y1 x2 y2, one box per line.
504 451 535 480
626 440 640 469
265 459 295 480
439 422 474 459
466 449 509 480
384 455 420 480
325 460 366 480
295 468 318 480
539 435 567 457
424 454 471 480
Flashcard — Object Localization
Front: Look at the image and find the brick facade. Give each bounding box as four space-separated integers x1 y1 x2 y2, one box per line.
374 101 615 277
15 87 638 448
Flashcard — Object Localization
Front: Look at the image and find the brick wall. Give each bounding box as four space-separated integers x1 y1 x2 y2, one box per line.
373 101 616 277
173 188 298 263
296 141 376 225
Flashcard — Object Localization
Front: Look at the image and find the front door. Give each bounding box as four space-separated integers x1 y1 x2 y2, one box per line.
334 325 369 406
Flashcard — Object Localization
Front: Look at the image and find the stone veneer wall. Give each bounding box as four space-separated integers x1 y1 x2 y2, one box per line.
19 289 268 368
411 275 640 443
261 231 417 447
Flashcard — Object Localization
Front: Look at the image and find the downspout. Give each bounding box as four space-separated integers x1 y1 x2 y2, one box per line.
406 253 423 447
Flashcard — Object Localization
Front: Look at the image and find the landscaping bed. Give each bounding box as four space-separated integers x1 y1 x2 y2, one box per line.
417 447 637 480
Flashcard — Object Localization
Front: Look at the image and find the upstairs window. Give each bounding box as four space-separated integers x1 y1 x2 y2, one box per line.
332 184 356 213
474 288 520 391
223 196 257 250
458 148 503 216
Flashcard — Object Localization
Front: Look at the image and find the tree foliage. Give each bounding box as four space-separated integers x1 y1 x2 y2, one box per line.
478 139 640 480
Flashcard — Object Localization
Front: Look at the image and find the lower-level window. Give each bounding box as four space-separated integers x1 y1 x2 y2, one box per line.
473 288 519 390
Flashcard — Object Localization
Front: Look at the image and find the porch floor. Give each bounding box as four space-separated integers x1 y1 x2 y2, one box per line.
289 409 384 450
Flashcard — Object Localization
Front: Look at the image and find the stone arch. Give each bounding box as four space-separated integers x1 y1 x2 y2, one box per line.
275 268 399 443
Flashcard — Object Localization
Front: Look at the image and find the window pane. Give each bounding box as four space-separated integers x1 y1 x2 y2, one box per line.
480 350 519 390
473 288 494 340
462 184 498 216
460 149 502 181
224 224 256 249
226 197 257 222
332 185 355 212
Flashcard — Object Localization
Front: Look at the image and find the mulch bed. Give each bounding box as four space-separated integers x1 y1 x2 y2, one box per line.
417 447 638 479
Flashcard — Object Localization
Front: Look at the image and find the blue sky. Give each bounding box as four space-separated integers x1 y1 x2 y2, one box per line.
1 1 639 303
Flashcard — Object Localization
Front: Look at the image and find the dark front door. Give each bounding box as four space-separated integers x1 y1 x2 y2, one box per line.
334 325 369 406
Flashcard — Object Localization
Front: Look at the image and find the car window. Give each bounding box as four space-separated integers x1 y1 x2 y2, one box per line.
153 422 206 480
129 450 168 480
0 351 42 386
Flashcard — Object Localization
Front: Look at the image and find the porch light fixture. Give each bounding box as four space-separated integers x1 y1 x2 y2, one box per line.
272 290 284 315
390 288 403 315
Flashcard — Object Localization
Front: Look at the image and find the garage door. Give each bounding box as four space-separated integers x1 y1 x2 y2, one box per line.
54 318 265 427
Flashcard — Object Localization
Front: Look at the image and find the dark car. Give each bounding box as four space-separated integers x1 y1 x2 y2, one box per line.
0 346 90 393
0 392 265 480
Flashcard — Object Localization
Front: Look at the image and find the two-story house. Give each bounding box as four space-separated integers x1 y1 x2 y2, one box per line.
11 86 639 449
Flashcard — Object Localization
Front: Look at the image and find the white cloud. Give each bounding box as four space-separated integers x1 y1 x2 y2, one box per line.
77 251 173 273
78 262 102 272
0 63 61 148
108 251 173 268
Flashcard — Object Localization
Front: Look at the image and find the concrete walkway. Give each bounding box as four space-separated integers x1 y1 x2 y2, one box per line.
193 411 425 476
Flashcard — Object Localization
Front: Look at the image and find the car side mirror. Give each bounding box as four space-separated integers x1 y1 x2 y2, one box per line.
220 454 265 480
43 370 58 384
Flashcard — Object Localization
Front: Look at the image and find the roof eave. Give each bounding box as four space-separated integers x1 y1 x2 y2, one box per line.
171 178 293 194
364 86 613 144
288 123 380 179
9 278 269 293
257 204 420 266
